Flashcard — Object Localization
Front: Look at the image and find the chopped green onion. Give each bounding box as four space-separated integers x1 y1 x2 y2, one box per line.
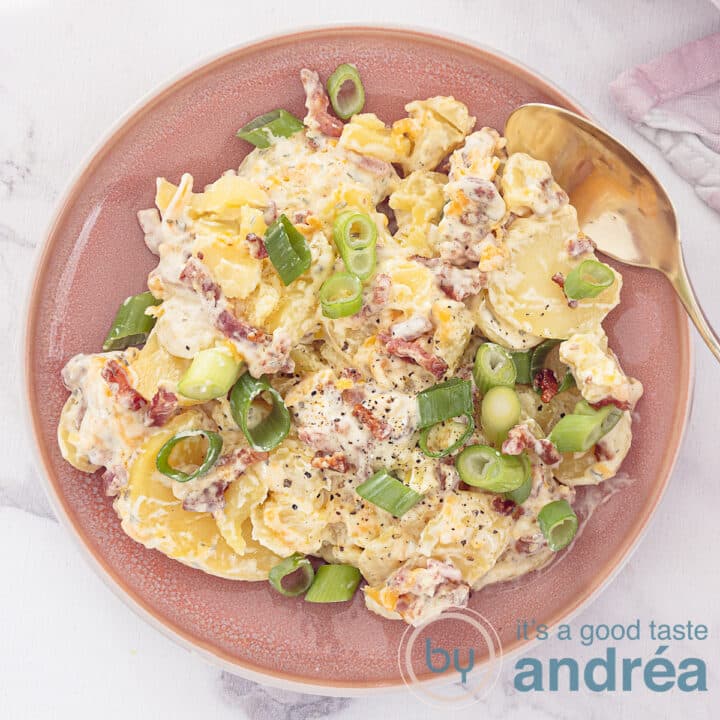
456 445 529 493
557 371 576 393
530 340 560 381
503 469 533 504
155 429 223 483
473 342 517 394
229 372 290 451
538 500 578 551
563 260 615 300
102 291 161 351
319 272 363 319
510 350 533 384
177 346 244 401
548 403 622 453
356 468 423 517
480 385 521 444
417 378 475 457
326 63 365 120
417 378 474 428
305 564 361 603
264 214 311 285
333 211 377 281
236 109 304 149
268 553 314 597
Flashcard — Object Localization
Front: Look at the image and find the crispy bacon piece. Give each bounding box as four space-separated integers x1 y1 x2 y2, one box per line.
591 397 631 412
352 404 391 441
341 386 366 406
300 69 344 137
215 447 269 469
362 273 391 316
502 423 561 466
551 272 578 308
412 256 485 301
515 537 542 554
491 496 517 516
594 442 615 462
567 233 597 257
533 368 559 404
311 451 351 473
101 466 128 497
339 367 363 382
147 388 178 427
216 309 270 344
348 151 393 176
101 360 147 412
179 258 221 303
182 480 229 513
379 333 448 379
246 232 268 259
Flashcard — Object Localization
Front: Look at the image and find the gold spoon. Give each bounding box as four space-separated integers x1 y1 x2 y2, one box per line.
505 103 719 361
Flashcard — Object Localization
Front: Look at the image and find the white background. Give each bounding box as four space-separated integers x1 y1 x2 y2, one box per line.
2 1 719 718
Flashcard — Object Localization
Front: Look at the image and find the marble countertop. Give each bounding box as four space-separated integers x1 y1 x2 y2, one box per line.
3 1 719 717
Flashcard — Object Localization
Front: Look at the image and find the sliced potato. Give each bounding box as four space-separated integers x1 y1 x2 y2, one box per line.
487 205 621 338
471 294 543 350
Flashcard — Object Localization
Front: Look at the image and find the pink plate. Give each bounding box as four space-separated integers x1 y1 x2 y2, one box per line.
25 26 692 693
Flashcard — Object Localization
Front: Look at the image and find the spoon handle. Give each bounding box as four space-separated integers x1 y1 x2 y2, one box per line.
668 253 720 362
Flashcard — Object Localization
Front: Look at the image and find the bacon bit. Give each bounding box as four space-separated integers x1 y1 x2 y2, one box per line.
300 68 344 137
101 360 147 412
341 386 365 406
311 451 351 473
412 256 485 300
376 198 398 235
533 368 559 403
349 151 392 176
437 463 460 492
246 232 268 259
216 309 270 344
339 367 363 382
352 404 391 441
147 388 178 427
591 397 631 412
215 447 269 469
491 496 517 516
379 333 448 379
502 423 561 466
182 480 230 513
567 233 597 257
101 466 128 497
515 537 539 554
551 272 578 308
594 442 615 462
362 273 391 316
512 505 524 521
179 258 221 304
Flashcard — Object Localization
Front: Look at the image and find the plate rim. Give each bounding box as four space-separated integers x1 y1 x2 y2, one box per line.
22 23 694 695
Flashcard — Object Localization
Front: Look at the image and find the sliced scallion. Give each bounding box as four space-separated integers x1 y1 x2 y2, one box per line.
236 109 304 149
503 470 533 504
177 346 244 401
417 378 475 458
455 445 529 493
305 564 362 603
355 468 422 517
229 373 291 451
538 500 578 551
480 385 521 444
264 214 311 285
333 211 377 281
510 350 533 385
268 553 314 597
326 63 365 120
563 260 615 300
319 272 363 319
548 402 622 453
529 340 560 381
473 342 517 394
155 429 223 483
102 291 161 351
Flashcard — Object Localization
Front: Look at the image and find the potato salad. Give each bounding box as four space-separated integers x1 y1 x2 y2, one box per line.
58 65 642 626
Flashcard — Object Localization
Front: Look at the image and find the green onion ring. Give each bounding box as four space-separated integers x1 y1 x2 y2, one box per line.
418 415 475 458
456 445 529 493
102 291 161 351
538 500 578 551
333 211 378 281
548 402 622 453
229 373 291 452
355 468 423 517
480 385 521 444
417 378 474 428
503 468 533 504
236 109 304 148
177 346 244 401
319 272 363 319
326 63 366 120
473 342 517 394
563 260 615 300
268 554 315 597
264 214 311 286
155 429 223 483
305 564 362 603
510 349 533 385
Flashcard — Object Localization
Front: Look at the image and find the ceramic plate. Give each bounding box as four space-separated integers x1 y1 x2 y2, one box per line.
25 26 692 693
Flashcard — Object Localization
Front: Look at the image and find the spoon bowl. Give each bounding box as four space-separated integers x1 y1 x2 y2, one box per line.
505 103 719 361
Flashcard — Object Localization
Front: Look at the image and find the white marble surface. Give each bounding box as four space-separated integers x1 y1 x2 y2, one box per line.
3 0 720 717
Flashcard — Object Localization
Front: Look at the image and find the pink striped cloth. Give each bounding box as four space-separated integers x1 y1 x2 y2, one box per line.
610 31 720 213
